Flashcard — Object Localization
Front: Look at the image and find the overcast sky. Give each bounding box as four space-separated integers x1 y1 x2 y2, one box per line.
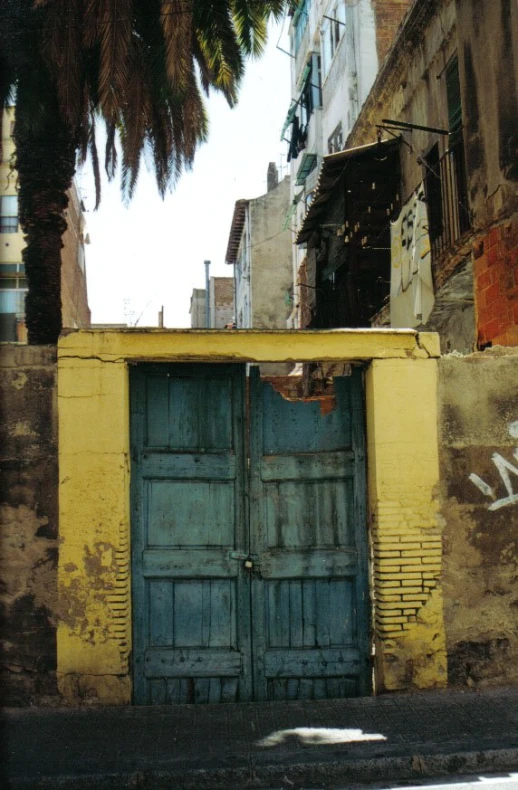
78 19 291 328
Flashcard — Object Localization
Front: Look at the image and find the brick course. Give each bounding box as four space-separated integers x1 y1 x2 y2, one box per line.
373 0 412 64
475 216 518 348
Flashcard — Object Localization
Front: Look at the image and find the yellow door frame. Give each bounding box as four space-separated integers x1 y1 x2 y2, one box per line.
57 329 446 704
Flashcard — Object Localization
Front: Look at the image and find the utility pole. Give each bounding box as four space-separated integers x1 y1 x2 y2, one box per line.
204 260 211 328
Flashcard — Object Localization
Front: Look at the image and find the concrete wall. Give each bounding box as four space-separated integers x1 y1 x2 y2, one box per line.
190 288 206 328
235 212 252 329
209 277 234 329
250 177 293 329
439 348 518 687
456 0 518 229
0 345 59 705
61 185 91 330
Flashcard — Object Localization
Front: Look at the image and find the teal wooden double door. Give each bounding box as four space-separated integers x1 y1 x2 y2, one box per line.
130 364 370 704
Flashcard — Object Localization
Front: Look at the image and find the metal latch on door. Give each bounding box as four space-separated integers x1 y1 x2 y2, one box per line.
229 550 258 569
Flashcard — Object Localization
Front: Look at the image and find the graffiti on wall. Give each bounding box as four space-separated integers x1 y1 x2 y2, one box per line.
469 421 518 511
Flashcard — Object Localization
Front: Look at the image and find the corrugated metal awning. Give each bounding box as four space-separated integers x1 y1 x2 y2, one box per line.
295 138 400 244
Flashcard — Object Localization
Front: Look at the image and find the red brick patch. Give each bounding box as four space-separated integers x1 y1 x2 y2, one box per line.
475 219 518 348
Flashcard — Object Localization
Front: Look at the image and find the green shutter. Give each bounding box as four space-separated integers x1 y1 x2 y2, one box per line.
446 57 462 139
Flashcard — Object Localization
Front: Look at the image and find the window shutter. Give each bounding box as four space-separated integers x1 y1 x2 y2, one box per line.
445 57 462 139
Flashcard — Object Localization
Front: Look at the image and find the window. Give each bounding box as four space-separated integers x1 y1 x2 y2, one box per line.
321 0 346 79
424 144 443 242
10 120 15 138
0 278 18 289
287 54 321 163
0 263 26 290
0 263 24 274
299 53 322 127
328 122 343 154
423 56 470 259
0 195 18 233
293 0 310 54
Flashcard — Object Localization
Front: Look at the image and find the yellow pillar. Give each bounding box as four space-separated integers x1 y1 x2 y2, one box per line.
57 356 132 704
366 358 447 691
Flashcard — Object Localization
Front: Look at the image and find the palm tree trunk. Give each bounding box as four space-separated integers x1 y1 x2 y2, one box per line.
15 73 78 345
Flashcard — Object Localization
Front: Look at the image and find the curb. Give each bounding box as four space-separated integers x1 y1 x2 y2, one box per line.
6 747 518 790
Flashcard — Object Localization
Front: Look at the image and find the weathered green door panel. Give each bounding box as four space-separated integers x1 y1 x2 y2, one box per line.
131 364 251 704
249 368 370 701
131 363 370 704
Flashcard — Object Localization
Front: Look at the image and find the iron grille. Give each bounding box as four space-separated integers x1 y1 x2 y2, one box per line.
425 142 471 261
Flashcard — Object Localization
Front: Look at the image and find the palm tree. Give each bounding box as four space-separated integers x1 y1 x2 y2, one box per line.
0 0 284 344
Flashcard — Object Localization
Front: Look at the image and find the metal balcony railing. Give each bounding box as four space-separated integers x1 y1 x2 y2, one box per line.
426 143 471 261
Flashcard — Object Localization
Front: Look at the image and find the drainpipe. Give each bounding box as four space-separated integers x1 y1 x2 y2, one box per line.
204 259 211 328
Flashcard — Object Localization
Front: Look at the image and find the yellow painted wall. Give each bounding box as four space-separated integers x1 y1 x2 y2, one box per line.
57 329 444 704
57 356 132 704
366 359 447 691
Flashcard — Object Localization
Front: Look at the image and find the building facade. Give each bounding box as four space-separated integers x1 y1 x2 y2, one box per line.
225 167 293 329
283 0 411 326
189 278 234 329
0 108 90 342
294 0 518 351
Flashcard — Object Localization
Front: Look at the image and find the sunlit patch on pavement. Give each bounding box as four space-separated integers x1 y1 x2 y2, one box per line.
257 727 387 747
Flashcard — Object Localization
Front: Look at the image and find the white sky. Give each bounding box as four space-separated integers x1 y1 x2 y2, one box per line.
78 19 291 329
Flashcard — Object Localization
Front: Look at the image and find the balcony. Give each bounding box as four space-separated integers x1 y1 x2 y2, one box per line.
425 143 471 261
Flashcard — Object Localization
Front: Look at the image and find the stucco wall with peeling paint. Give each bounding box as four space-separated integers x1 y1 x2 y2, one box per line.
439 347 518 687
0 345 59 705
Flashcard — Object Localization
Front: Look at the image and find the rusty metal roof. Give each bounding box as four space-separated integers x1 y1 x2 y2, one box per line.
296 138 400 244
225 199 249 265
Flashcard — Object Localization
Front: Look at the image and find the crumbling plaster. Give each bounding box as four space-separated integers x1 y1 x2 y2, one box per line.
439 348 518 687
0 345 59 705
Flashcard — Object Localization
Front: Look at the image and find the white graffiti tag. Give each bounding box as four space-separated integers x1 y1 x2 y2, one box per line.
469 421 518 511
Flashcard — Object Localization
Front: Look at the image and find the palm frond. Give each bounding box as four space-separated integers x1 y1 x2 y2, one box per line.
105 120 117 179
181 72 209 164
230 0 268 58
193 0 244 105
88 115 102 210
95 0 133 123
119 35 152 201
40 0 83 128
161 0 194 94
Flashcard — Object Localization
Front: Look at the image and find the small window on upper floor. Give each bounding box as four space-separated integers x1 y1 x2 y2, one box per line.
328 122 343 154
321 0 346 80
0 195 18 233
10 121 15 138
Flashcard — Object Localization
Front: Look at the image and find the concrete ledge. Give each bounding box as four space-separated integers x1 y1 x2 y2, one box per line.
58 328 441 362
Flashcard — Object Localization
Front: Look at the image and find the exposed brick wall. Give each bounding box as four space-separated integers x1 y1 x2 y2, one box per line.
373 0 412 65
373 531 442 638
474 216 518 348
